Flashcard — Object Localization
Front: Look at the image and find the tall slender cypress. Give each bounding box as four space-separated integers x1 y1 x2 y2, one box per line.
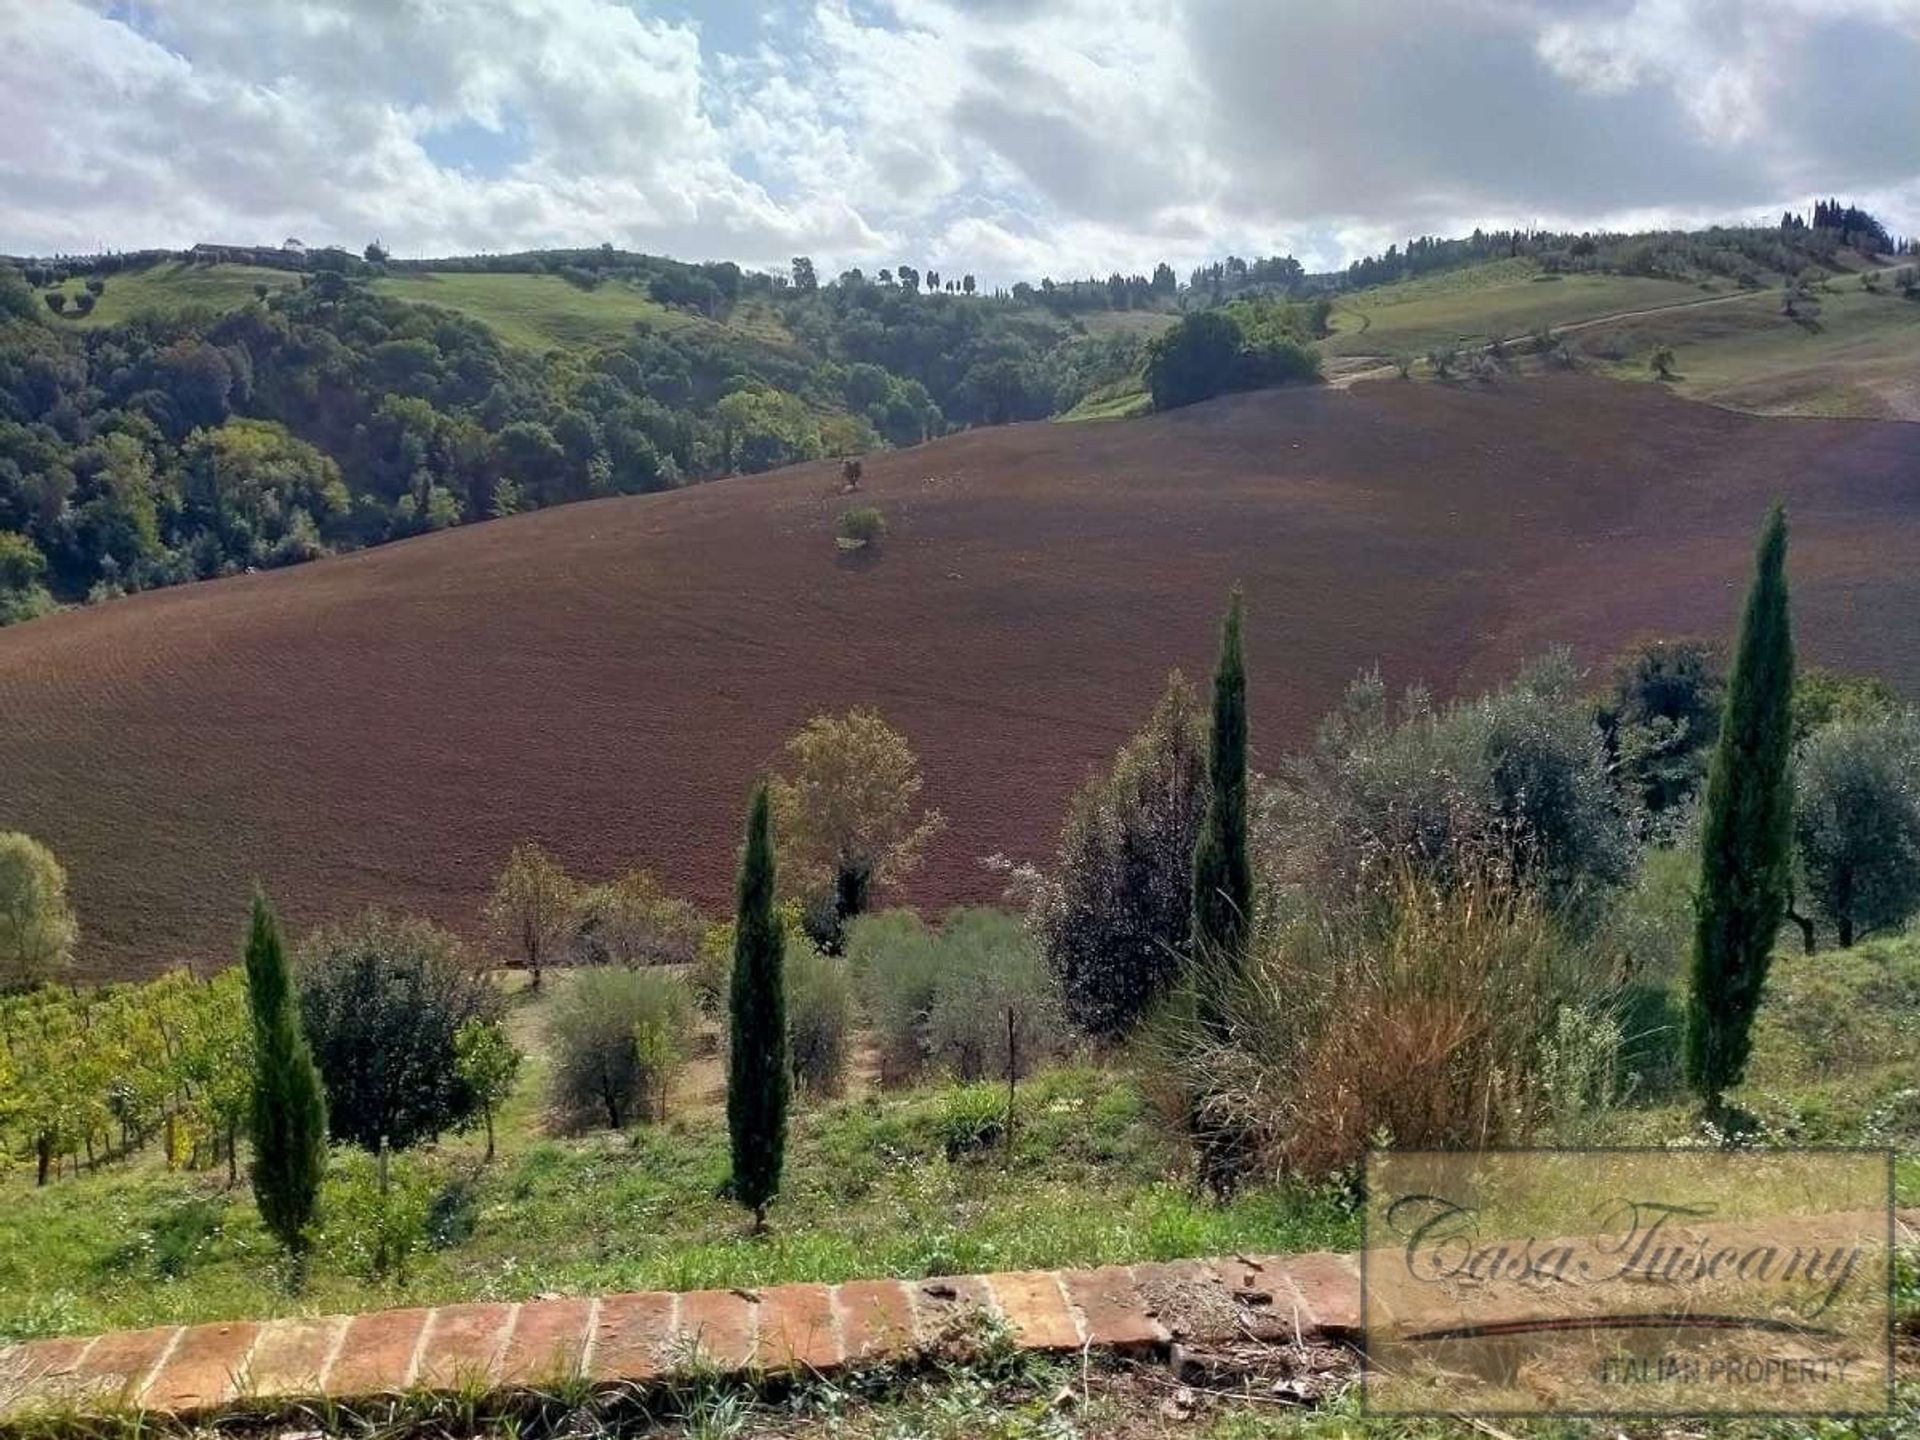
1193 588 1252 1031
728 783 790 1230
244 890 328 1275
1686 505 1795 1114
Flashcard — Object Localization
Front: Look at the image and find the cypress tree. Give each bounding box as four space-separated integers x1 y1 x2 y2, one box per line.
244 890 328 1277
727 783 790 1230
1686 505 1795 1115
1193 587 1253 1032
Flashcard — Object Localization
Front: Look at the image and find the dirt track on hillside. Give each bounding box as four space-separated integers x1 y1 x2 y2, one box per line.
4 375 1919 979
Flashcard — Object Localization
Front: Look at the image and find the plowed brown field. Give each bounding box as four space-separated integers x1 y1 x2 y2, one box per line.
5 376 1919 980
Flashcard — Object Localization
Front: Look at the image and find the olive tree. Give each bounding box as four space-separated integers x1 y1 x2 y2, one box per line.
1794 712 1920 949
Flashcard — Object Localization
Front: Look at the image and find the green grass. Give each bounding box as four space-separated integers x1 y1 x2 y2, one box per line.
41 262 301 327
1321 258 1725 359
1575 286 1920 419
1057 378 1151 422
369 271 695 351
0 1058 1353 1342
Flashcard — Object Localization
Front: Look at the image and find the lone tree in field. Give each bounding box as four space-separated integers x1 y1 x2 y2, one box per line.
243 891 328 1277
484 843 577 991
1193 589 1253 1027
1686 505 1795 1116
770 709 944 946
0 832 78 987
728 783 789 1231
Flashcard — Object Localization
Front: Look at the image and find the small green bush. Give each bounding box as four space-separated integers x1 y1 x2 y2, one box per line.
545 968 692 1131
846 910 941 1085
926 909 1062 1083
320 1148 439 1282
787 945 855 1097
837 506 887 548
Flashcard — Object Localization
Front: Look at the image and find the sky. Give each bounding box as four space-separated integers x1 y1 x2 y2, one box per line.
2 0 1917 285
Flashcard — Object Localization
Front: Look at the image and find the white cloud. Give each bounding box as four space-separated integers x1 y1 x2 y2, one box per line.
0 0 1914 280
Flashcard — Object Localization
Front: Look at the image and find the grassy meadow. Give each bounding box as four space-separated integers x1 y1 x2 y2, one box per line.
367 271 696 351
1319 258 1714 358
43 262 302 328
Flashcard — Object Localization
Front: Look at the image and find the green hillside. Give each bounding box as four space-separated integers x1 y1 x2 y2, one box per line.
1572 282 1920 419
46 261 301 327
368 270 695 351
1321 258 1715 357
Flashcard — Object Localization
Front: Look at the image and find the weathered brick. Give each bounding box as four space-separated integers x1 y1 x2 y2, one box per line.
241 1316 345 1401
325 1307 430 1396
73 1325 179 1407
141 1321 256 1414
1281 1252 1362 1339
496 1298 591 1388
911 1272 996 1341
0 1334 95 1413
672 1289 757 1372
834 1279 916 1363
755 1284 839 1374
1130 1259 1235 1342
984 1270 1082 1352
415 1303 513 1391
587 1291 675 1383
1060 1265 1168 1353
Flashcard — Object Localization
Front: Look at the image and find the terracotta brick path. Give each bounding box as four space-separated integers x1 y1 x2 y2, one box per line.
0 1252 1359 1421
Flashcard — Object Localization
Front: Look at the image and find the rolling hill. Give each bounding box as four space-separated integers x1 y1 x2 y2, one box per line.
5 375 1920 981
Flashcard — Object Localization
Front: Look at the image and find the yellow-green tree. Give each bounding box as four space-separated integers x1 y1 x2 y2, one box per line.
770 709 944 942
0 833 78 986
484 844 578 991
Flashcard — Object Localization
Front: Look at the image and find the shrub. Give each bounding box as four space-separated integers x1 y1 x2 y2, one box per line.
846 909 941 1084
1597 638 1723 832
320 1147 439 1282
1272 652 1633 925
569 871 702 968
1033 672 1206 1037
1164 863 1598 1180
836 506 887 549
926 909 1062 1083
786 945 855 1097
296 912 500 1151
546 968 692 1131
43 292 66 315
